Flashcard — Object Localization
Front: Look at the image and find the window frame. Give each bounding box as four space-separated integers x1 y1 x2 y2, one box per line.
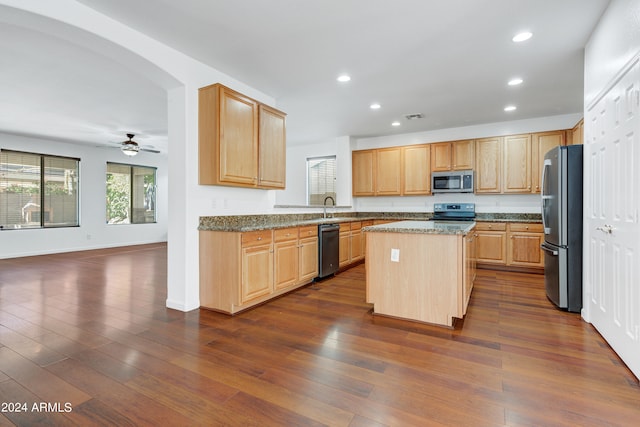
306 155 337 206
0 149 80 230
106 162 157 225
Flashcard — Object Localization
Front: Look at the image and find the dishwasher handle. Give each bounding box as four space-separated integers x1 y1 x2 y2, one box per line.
319 224 340 232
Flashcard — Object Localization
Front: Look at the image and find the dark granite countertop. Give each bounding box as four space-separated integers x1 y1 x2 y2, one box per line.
198 212 541 232
363 220 476 235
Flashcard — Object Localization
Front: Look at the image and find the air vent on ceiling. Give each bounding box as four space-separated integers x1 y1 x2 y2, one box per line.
404 113 425 120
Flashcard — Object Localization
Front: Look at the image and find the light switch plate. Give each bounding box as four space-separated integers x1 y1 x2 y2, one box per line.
391 248 400 262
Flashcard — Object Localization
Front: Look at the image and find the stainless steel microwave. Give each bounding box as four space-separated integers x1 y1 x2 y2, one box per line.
431 170 474 193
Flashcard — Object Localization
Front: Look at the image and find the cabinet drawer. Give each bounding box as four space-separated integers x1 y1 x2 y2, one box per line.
274 227 297 242
298 225 318 238
241 230 273 246
350 221 362 231
339 223 350 232
509 223 543 233
475 222 507 231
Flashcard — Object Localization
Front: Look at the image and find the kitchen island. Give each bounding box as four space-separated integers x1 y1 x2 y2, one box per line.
364 220 476 327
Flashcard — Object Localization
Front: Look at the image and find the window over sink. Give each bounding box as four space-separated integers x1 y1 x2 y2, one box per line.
307 155 336 205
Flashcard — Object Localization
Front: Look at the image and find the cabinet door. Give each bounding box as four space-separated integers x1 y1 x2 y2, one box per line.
508 232 544 267
531 131 564 193
475 137 502 193
339 228 351 267
452 140 475 170
503 134 531 193
258 104 286 189
219 87 259 185
298 236 318 284
430 142 452 171
241 243 273 303
349 222 363 262
352 150 375 196
375 147 402 195
475 231 506 264
571 120 583 145
274 239 298 290
402 144 431 195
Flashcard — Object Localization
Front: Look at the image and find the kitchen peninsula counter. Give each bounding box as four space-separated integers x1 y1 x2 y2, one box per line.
364 220 476 327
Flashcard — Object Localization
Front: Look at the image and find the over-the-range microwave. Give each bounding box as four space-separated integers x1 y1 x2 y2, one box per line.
431 170 474 193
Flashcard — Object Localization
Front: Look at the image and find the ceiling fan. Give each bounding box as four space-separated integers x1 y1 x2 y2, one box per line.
118 133 160 156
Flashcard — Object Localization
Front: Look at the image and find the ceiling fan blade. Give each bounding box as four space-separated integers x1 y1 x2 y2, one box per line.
140 147 161 154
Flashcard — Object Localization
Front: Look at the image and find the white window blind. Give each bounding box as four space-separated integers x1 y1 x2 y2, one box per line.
307 156 336 205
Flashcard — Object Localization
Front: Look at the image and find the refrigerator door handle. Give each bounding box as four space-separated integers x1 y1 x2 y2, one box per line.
540 159 552 234
540 242 559 256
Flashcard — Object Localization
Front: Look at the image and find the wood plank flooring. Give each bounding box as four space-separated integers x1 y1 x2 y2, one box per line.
0 243 638 426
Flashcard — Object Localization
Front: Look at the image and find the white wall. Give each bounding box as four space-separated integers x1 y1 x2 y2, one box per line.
584 0 640 106
0 132 168 258
2 0 279 312
279 114 582 214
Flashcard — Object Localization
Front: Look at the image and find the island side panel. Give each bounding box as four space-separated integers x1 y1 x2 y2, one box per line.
199 231 241 313
366 231 462 326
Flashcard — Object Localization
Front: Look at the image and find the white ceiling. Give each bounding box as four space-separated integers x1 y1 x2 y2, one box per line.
0 0 610 152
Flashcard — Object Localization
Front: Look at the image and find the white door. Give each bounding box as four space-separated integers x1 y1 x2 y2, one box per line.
584 56 640 379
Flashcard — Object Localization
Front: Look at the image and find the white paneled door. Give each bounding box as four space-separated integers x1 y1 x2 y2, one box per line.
584 55 640 379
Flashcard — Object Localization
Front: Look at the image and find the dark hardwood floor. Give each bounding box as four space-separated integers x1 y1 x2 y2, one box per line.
0 243 638 426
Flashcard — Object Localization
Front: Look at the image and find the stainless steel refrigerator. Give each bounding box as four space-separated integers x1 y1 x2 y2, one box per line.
540 145 583 312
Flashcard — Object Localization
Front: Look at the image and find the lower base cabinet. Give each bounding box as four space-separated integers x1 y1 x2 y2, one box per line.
476 222 544 270
200 226 318 314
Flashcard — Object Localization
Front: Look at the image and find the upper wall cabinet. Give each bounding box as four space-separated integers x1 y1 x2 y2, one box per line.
199 83 286 189
531 130 565 193
431 140 474 172
352 145 431 197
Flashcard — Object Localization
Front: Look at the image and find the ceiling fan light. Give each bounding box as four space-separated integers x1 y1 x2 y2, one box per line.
121 144 139 156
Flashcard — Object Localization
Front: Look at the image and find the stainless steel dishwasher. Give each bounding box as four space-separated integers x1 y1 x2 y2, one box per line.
317 224 340 279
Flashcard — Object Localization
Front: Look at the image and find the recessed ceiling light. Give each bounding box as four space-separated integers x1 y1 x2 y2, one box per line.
337 74 351 82
391 121 401 127
370 103 381 110
512 32 532 42
504 105 517 112
508 78 523 86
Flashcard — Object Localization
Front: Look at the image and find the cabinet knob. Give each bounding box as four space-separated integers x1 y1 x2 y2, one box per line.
257 237 262 241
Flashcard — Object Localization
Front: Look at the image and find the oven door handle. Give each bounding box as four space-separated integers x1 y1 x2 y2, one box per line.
540 242 559 256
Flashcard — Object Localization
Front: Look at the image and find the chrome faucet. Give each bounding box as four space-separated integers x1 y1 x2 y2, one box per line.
323 196 336 219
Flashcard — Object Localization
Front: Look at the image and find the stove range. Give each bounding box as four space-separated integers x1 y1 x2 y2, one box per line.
432 203 476 221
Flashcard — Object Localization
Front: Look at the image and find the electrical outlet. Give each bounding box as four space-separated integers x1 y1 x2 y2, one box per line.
391 248 400 262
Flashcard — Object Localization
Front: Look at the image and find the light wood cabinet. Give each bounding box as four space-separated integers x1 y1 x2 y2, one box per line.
462 228 477 315
240 231 274 304
570 119 584 145
375 148 402 195
353 145 431 197
366 229 474 327
274 228 298 291
402 144 431 195
475 222 544 270
350 221 364 262
352 150 375 196
507 223 544 268
297 225 319 284
338 223 351 267
200 226 317 314
503 134 532 193
531 131 565 193
199 83 286 189
431 140 474 171
258 104 287 188
475 222 507 264
475 137 502 193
